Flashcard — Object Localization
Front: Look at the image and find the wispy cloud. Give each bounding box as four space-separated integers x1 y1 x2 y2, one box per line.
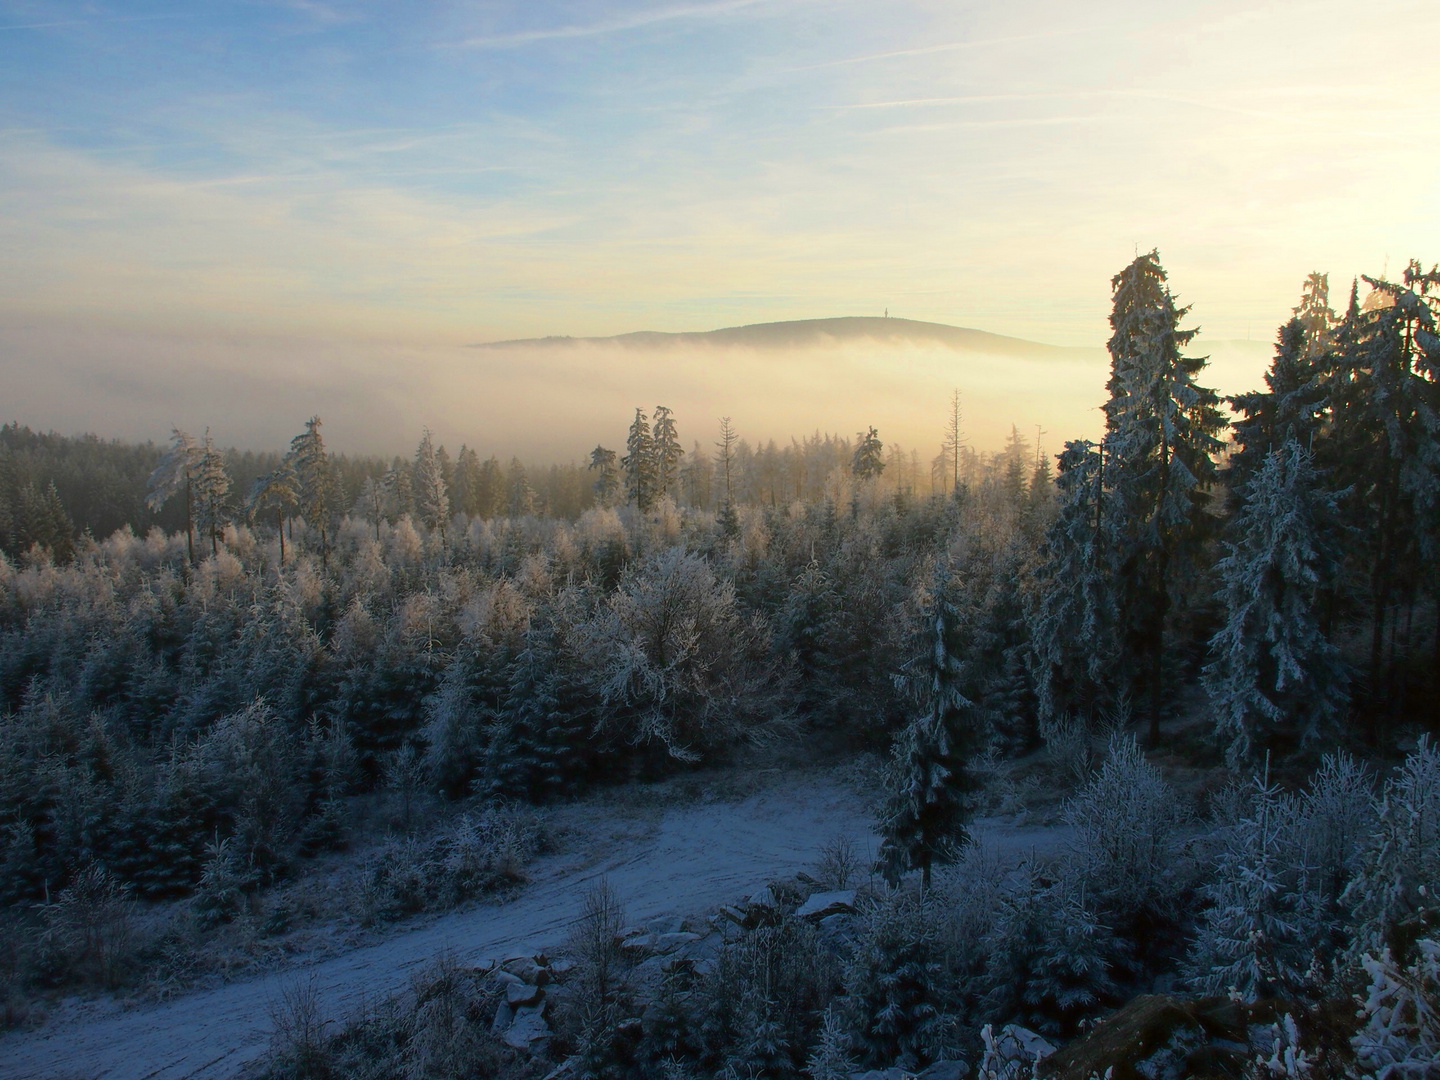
789 30 1079 70
453 0 770 48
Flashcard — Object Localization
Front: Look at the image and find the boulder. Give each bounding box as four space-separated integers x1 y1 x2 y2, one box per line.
502 955 549 985
502 1001 550 1049
654 931 702 952
795 889 856 920
1001 1024 1056 1064
1038 995 1237 1080
717 905 749 928
918 1061 968 1080
506 978 543 1008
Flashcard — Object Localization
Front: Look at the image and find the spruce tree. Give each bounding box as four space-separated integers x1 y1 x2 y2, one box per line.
1029 440 1121 724
851 427 885 482
285 416 335 569
1204 441 1349 764
623 408 657 511
1324 263 1440 718
588 445 620 504
1227 316 1329 506
192 431 231 557
1102 251 1226 742
413 428 450 547
651 405 683 501
876 566 979 889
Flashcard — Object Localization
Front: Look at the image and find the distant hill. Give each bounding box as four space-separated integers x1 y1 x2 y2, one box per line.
473 316 1100 361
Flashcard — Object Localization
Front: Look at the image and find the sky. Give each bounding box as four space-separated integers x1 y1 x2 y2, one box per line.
2 0 1438 458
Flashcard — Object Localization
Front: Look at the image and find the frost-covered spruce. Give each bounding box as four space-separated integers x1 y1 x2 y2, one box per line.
1101 250 1226 741
980 869 1118 1036
1351 936 1440 1078
876 564 981 889
1345 737 1440 966
1204 440 1348 765
1028 439 1121 725
1186 773 1319 1000
848 890 950 1070
412 428 450 547
805 1007 855 1080
1063 735 1180 924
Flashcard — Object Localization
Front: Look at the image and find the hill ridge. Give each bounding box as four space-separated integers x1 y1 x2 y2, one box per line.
471 316 1098 359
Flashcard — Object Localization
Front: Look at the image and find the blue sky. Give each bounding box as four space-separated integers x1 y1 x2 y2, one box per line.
3 1 1439 452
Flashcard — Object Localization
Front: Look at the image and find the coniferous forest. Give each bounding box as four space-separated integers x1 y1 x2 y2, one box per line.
3 254 1440 1079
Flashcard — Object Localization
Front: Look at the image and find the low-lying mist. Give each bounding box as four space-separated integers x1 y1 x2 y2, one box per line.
2 318 1272 458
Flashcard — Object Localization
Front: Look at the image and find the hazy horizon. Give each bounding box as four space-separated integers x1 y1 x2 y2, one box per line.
4 0 1436 457
2 314 1276 461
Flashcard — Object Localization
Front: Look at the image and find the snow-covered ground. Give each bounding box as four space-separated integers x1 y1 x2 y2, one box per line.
0 770 1068 1080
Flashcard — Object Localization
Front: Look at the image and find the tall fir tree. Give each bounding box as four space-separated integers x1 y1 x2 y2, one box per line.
285 416 336 570
1203 441 1349 764
1029 440 1121 724
876 565 980 889
622 407 657 511
192 431 231 557
413 428 450 546
588 445 620 504
851 427 885 482
1102 251 1227 742
1227 315 1329 507
1324 263 1440 718
651 405 683 501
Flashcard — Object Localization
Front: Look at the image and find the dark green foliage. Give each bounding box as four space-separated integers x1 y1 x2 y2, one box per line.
1103 251 1227 739
877 567 981 888
848 892 953 1070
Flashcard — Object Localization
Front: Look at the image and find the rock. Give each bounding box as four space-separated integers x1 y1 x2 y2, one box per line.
493 969 526 992
1038 995 1226 1080
850 1070 909 1080
796 870 822 886
620 934 655 956
548 958 576 978
502 1001 549 1049
506 979 543 1007
795 889 856 920
492 1001 514 1034
653 931 702 952
502 955 549 985
918 1060 967 1080
1001 1024 1056 1063
646 915 685 935
744 884 779 909
717 905 749 927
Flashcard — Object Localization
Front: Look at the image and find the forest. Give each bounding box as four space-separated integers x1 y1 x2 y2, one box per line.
1 252 1438 1080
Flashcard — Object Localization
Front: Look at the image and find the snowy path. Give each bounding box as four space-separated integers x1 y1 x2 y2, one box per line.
0 773 1067 1080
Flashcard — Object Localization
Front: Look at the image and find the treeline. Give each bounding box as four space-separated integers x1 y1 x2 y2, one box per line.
0 406 1020 565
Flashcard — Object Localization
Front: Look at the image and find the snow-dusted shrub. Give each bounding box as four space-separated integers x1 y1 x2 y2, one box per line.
980 867 1119 1037
34 864 137 988
805 1006 856 1080
847 889 958 1070
1346 738 1440 965
1063 736 1182 922
590 546 771 762
1186 776 1320 1000
1352 937 1440 1079
1296 753 1376 909
357 808 541 923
